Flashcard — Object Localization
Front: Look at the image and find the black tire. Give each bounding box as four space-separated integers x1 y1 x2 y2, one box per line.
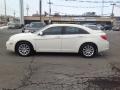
80 43 98 58
15 41 33 56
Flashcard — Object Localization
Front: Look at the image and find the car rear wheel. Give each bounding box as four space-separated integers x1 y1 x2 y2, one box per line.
15 42 33 56
80 43 97 58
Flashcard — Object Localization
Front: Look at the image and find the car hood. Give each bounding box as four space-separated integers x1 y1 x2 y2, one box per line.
9 33 35 40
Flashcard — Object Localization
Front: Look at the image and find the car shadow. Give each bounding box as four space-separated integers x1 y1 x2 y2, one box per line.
35 52 80 57
34 52 109 59
5 51 110 60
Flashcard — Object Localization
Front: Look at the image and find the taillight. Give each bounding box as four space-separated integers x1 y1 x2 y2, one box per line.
101 35 108 40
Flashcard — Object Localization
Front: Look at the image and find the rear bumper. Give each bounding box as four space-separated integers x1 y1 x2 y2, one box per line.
98 41 109 52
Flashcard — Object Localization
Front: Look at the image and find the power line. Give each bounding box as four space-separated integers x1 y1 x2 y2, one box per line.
115 5 120 8
65 0 119 16
76 0 120 3
0 9 19 14
52 4 109 8
52 11 67 15
65 0 120 3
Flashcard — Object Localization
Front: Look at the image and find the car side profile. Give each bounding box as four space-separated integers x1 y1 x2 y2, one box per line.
6 24 109 58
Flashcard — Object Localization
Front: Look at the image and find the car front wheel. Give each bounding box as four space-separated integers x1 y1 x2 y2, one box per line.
15 42 33 56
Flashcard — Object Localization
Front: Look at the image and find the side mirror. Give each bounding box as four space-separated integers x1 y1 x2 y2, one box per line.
38 31 43 36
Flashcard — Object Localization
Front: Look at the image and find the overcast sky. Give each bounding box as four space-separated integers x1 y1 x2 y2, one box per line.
0 0 120 17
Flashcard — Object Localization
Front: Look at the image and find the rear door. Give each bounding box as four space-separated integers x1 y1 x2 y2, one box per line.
61 26 89 52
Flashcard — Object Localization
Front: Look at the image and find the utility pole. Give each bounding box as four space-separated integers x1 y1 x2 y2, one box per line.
101 0 104 16
19 0 24 25
13 10 16 22
26 4 29 16
111 3 116 17
4 0 7 23
110 3 116 28
14 10 16 18
48 0 52 24
39 0 42 22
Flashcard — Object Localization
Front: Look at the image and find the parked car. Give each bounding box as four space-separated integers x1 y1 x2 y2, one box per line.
97 24 104 30
112 26 120 31
6 24 109 58
22 22 46 33
83 24 100 30
102 25 112 30
8 22 22 29
8 22 16 29
24 24 30 28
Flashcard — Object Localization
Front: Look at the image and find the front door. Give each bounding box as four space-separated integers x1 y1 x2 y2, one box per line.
34 26 63 52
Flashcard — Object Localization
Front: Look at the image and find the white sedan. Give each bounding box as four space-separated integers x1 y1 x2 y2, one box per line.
6 24 109 58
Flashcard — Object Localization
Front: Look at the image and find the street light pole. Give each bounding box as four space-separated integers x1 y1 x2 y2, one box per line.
14 10 16 18
48 0 52 24
39 0 42 22
26 4 29 16
4 0 7 23
110 3 116 28
49 0 51 16
13 10 16 22
111 3 116 17
19 0 24 25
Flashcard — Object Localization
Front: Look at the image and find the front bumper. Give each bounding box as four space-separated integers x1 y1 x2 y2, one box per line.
6 40 15 52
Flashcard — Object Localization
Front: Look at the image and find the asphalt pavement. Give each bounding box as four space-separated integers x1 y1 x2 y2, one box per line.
0 29 120 89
